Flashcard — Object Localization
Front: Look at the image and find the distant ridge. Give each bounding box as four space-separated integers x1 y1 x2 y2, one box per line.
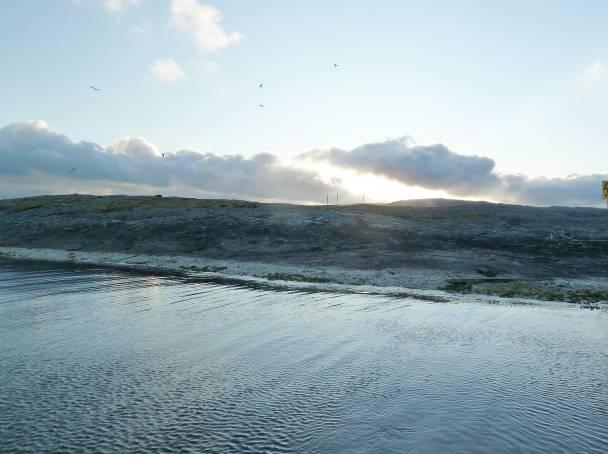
387 198 493 208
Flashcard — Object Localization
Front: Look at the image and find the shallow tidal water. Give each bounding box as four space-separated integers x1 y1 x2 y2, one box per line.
0 260 607 453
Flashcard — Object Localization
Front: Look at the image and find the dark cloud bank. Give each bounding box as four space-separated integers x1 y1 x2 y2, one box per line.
1 121 605 207
0 121 341 203
301 138 607 207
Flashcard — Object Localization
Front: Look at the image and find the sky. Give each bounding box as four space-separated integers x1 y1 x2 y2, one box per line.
1 0 608 206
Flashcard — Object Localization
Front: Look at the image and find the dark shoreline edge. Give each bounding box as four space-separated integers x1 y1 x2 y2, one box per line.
0 250 450 303
2 247 607 309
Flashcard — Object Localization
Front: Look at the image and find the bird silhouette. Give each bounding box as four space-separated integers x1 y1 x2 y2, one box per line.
259 83 263 88
161 153 165 158
89 86 100 91
333 63 339 68
70 168 77 173
258 104 264 108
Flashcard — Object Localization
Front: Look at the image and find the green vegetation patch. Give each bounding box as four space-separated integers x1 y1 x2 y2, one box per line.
475 281 563 301
567 289 608 303
442 279 608 303
440 281 473 292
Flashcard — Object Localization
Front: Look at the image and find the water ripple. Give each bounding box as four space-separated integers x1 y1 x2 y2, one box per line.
0 260 607 453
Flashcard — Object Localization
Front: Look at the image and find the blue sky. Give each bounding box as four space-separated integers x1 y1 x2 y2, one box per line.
1 1 607 205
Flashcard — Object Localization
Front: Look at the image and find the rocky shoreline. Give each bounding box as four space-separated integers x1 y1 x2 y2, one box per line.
1 194 608 304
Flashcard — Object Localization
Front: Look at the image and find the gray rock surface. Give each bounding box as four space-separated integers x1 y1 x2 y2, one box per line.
1 194 608 283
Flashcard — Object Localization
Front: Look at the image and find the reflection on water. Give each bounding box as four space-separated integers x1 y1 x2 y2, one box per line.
0 259 607 453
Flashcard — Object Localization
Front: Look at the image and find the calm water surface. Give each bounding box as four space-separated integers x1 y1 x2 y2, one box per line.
0 260 607 453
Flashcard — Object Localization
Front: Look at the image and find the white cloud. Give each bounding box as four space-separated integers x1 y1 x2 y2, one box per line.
580 60 605 84
202 59 220 74
150 59 187 82
110 137 160 159
0 121 342 203
169 0 245 52
103 0 141 13
1 121 606 207
300 138 500 196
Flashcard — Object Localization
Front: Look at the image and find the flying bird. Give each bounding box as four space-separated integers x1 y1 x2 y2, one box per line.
161 153 165 158
89 86 100 91
333 63 339 68
259 83 263 88
70 168 77 173
258 104 264 108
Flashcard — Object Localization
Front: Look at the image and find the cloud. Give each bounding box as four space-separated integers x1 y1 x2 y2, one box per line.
110 136 160 159
497 173 607 207
102 0 141 13
301 138 500 196
1 121 605 207
169 0 245 52
150 59 187 82
0 121 342 203
300 137 608 207
580 60 605 85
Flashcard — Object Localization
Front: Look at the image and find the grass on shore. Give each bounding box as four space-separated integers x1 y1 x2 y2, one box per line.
441 280 608 303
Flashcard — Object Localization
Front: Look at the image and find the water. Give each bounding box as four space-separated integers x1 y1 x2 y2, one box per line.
0 260 607 453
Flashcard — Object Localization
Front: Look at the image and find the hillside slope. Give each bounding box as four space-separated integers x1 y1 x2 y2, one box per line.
1 194 607 281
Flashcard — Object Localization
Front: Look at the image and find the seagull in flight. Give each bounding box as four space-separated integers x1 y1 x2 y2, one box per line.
70 168 77 173
333 63 339 68
89 86 101 91
258 104 264 108
259 83 263 88
161 153 165 158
